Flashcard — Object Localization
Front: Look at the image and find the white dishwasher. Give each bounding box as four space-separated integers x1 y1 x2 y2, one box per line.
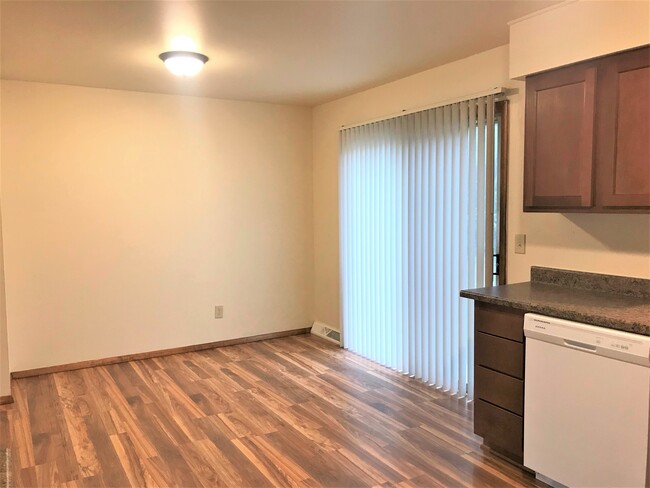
523 313 650 488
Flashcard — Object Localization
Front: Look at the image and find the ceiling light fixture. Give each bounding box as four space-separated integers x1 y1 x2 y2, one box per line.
159 51 209 77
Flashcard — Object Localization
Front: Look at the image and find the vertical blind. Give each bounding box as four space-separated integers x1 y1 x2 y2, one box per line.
339 95 495 399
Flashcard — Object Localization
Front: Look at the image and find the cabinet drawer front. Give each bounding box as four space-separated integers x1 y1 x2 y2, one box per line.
475 366 524 415
474 399 523 464
475 302 524 342
475 332 524 379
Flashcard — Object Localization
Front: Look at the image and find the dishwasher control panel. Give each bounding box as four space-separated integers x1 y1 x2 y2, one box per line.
524 314 650 367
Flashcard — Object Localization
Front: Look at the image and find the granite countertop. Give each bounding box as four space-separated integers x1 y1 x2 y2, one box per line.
460 267 650 336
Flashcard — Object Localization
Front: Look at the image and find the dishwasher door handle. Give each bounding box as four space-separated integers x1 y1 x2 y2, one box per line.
563 339 597 352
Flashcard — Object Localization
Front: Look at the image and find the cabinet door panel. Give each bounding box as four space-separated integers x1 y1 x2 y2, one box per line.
597 47 650 208
524 64 597 210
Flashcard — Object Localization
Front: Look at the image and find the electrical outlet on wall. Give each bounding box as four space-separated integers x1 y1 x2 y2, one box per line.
215 305 224 319
515 234 526 254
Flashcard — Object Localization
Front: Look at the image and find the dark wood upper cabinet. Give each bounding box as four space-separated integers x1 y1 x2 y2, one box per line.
524 46 650 213
596 48 650 208
525 62 597 210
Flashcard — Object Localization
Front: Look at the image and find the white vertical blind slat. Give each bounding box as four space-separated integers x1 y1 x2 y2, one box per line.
459 100 470 397
376 125 385 366
434 108 445 387
443 104 452 392
370 123 375 360
390 121 395 366
399 116 408 373
450 104 464 393
414 112 423 380
421 112 430 384
363 124 371 359
339 96 494 399
427 109 437 385
407 115 416 376
476 100 487 291
485 95 496 286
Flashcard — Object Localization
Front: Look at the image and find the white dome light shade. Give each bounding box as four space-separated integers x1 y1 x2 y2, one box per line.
159 51 209 77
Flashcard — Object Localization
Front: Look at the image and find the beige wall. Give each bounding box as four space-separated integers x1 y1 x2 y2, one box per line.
2 11 650 373
509 0 650 78
312 44 650 329
1 81 313 372
0 198 9 396
0 0 11 396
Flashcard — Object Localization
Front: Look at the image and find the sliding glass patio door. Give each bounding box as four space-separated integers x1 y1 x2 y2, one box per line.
339 95 503 399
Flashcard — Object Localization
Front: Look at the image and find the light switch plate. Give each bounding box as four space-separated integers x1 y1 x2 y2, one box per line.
515 234 526 254
215 305 224 319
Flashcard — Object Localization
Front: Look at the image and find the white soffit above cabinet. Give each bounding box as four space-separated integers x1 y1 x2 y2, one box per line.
1 0 558 106
509 0 650 79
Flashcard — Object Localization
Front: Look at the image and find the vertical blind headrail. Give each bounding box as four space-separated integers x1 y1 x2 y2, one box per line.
339 86 507 131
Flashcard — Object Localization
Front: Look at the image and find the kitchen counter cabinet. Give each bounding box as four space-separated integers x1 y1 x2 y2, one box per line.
461 267 650 465
472 302 525 464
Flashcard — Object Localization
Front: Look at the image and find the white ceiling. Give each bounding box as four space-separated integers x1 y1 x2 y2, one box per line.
1 1 558 106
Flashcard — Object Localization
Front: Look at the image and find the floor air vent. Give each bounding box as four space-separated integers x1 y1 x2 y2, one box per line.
310 322 341 344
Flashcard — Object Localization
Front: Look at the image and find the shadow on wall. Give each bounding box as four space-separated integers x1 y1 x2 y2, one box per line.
563 213 650 255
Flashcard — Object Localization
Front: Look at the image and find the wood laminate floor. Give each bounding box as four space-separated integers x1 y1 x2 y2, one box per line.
0 334 543 487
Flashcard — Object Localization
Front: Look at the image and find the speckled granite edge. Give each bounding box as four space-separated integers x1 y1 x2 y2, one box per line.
531 266 650 298
459 288 650 336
